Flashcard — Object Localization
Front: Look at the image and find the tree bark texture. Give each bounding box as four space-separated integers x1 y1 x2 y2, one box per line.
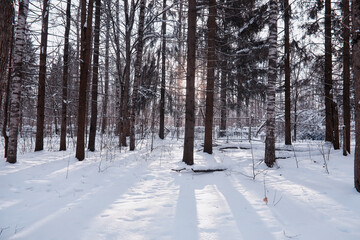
2 25 14 158
0 0 14 113
204 0 217 154
7 0 29 163
352 0 360 192
182 0 197 165
343 0 351 154
264 0 278 168
60 0 71 151
284 0 291 145
88 0 101 152
159 0 167 140
219 19 228 137
324 0 334 144
130 0 146 151
35 0 50 152
102 0 110 135
76 0 94 161
120 0 135 147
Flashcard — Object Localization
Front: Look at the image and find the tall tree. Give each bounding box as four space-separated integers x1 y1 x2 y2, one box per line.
159 0 167 140
203 0 217 154
130 0 146 150
2 25 14 158
60 0 71 151
101 0 110 135
88 0 101 151
219 10 228 137
324 0 335 146
284 0 291 145
0 0 14 112
1 0 14 158
182 0 197 165
120 0 136 147
76 0 94 161
264 0 278 168
35 0 50 151
343 0 350 154
353 0 360 192
7 0 30 163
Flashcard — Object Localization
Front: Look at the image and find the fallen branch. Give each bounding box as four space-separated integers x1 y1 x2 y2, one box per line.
191 168 227 173
171 168 186 172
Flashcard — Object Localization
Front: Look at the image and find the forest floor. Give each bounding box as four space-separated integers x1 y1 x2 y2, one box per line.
0 137 360 240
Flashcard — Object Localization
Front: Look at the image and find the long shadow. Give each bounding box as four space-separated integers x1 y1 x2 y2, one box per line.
172 173 199 240
1 157 149 240
216 177 279 240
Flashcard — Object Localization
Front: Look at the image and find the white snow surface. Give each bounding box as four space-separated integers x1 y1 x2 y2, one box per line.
1 138 360 240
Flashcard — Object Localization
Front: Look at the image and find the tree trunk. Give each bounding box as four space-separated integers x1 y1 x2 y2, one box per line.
2 25 14 158
343 0 351 154
35 0 50 152
7 0 29 163
60 0 71 151
182 0 197 165
159 0 167 140
120 0 135 147
284 0 291 145
220 61 227 137
203 0 216 154
333 102 340 149
0 0 14 114
88 0 101 151
325 0 333 144
352 0 360 192
76 0 94 161
264 0 278 168
101 0 110 135
130 0 146 151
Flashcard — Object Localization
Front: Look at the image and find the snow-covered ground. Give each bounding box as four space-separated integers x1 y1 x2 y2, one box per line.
1 137 359 240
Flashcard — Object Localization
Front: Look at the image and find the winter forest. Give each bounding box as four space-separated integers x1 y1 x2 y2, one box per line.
1 0 360 239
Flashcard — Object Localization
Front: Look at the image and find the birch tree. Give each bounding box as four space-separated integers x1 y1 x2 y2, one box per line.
264 0 278 168
7 0 30 163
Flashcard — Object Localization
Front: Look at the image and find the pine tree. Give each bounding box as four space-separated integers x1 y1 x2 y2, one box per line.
88 0 101 152
0 0 14 112
203 0 217 154
60 0 71 151
284 0 291 145
35 0 50 152
353 0 360 192
130 0 146 150
183 0 197 165
343 0 350 155
76 0 94 161
159 0 167 140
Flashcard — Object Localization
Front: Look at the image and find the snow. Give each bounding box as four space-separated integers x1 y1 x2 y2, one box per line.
1 138 360 239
